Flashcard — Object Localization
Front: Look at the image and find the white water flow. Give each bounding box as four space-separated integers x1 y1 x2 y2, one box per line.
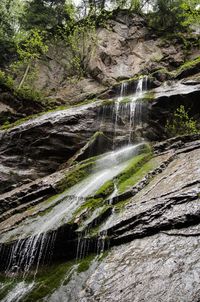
2 281 34 302
114 77 147 143
114 82 128 135
4 143 146 280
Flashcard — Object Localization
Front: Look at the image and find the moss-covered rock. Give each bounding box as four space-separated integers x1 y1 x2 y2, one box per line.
57 161 95 193
175 57 200 79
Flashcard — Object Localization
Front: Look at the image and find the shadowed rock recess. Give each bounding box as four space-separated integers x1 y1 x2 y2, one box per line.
0 12 200 302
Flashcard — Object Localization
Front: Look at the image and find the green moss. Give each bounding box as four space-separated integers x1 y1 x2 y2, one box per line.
120 74 143 84
114 198 132 211
118 158 157 193
94 180 114 199
176 57 200 75
116 152 152 189
0 255 96 302
86 205 111 236
0 280 15 300
98 250 109 261
0 107 68 130
151 67 174 79
77 254 95 273
73 197 104 219
57 161 95 192
92 153 151 199
151 57 200 81
141 91 156 102
100 99 114 106
22 261 75 302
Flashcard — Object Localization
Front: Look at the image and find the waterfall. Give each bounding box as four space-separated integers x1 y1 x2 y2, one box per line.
3 143 146 281
0 76 149 301
114 82 127 135
114 76 148 144
129 76 147 141
2 282 34 302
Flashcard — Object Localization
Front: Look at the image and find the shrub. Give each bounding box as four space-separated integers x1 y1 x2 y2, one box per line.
166 105 198 137
0 70 14 88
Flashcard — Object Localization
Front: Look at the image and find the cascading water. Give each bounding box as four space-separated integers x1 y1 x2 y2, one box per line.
1 144 145 277
129 76 147 141
113 76 148 144
0 77 149 301
2 282 34 302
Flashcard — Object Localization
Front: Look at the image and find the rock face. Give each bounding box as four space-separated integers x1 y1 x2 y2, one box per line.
147 80 200 140
0 84 44 127
0 102 100 193
35 137 199 302
1 79 199 194
20 10 199 103
4 135 196 302
0 11 200 302
80 229 200 302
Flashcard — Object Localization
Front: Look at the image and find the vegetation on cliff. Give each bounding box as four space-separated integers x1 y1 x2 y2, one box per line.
0 0 199 73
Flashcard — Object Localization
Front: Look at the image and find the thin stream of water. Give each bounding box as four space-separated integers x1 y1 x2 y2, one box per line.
113 77 147 144
3 144 145 279
1 77 148 301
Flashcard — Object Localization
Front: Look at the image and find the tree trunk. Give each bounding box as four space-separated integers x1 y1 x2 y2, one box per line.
18 63 30 90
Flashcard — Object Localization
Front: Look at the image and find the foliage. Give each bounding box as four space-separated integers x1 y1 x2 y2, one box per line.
14 29 48 88
17 29 48 63
15 86 44 102
21 0 74 33
0 0 17 65
130 0 143 13
166 105 198 137
59 15 97 77
0 70 14 88
148 0 184 32
180 0 200 27
147 0 200 32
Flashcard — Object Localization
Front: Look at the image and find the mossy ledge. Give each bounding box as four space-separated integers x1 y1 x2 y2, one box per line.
151 57 200 82
71 148 152 225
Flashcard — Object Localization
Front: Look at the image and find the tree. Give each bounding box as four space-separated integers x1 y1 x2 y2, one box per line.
150 0 185 31
0 0 16 65
180 0 200 27
21 0 74 33
17 29 48 89
148 0 200 32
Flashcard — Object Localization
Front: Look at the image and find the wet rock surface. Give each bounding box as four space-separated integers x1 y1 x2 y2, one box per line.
79 228 200 302
0 102 101 193
0 79 199 197
32 137 200 302
0 19 200 302
0 142 199 301
147 81 200 140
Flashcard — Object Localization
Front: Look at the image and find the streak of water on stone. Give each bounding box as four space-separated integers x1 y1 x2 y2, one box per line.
1 79 148 300
113 77 148 144
2 281 34 302
3 143 145 281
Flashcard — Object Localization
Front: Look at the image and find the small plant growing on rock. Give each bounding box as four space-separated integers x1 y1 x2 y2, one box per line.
166 105 198 137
